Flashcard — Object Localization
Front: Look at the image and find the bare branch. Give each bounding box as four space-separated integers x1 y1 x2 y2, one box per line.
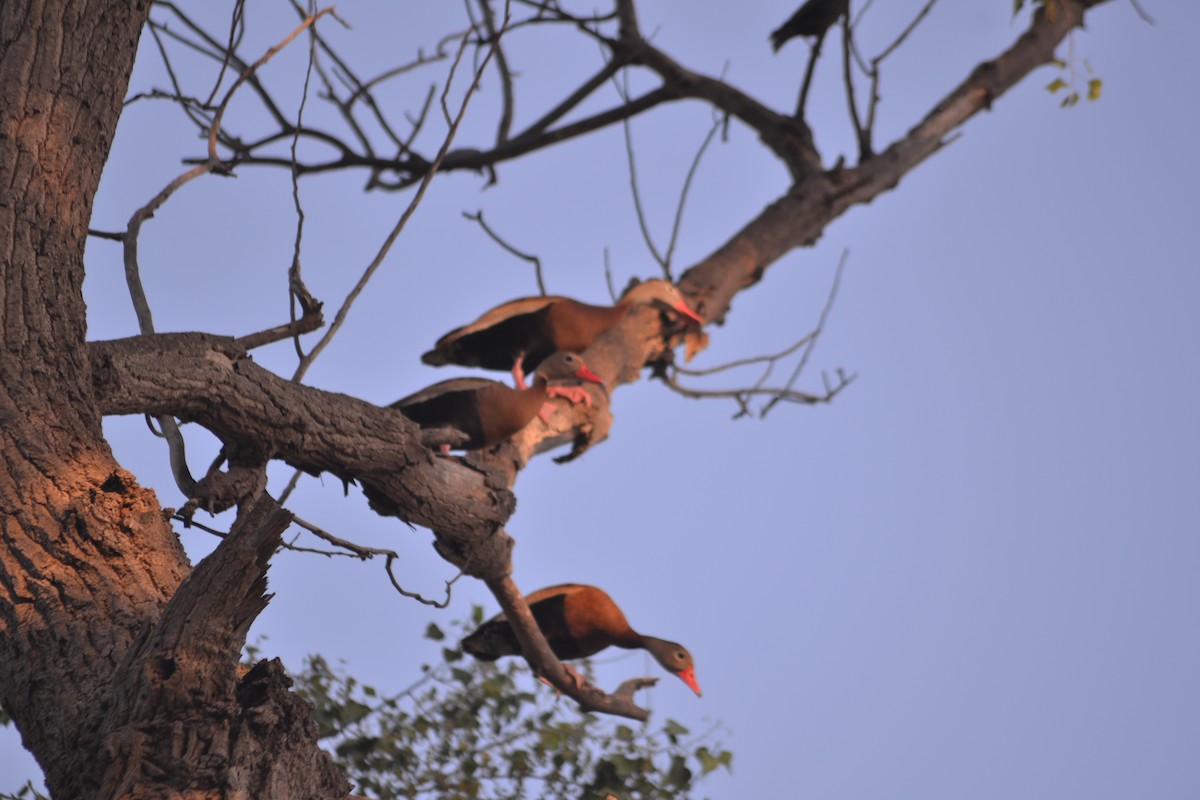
385 556 459 609
152 3 292 133
514 58 624 140
1128 0 1154 24
762 249 848 416
88 228 125 242
616 74 668 275
660 369 854 419
794 31 827 121
463 210 548 295
235 310 324 352
477 0 516 146
202 0 246 107
661 251 851 417
121 162 213 500
664 113 723 271
293 4 512 381
841 17 871 159
864 1 940 140
284 0 322 363
207 8 335 165
672 331 818 378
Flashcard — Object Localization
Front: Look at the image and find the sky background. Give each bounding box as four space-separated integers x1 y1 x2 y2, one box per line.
4 1 1199 798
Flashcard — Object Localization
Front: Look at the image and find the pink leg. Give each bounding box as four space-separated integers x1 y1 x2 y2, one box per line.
546 385 593 407
537 664 589 693
537 401 558 423
438 443 451 455
563 663 588 690
511 355 528 390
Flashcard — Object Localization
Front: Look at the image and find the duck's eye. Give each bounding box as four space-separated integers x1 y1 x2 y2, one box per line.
564 354 576 363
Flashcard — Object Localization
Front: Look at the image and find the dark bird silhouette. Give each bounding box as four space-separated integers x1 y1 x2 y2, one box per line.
462 583 702 696
770 0 849 51
392 352 602 451
421 280 704 390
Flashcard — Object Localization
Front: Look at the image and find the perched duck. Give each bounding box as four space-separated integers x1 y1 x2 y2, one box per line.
770 0 849 51
392 352 602 451
421 280 704 389
462 583 702 696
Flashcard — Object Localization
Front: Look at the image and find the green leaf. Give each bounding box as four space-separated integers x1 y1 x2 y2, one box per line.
696 746 734 775
667 754 693 788
663 718 689 737
287 611 734 800
425 622 446 641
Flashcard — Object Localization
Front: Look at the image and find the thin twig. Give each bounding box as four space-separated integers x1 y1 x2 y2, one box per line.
762 249 849 417
87 229 125 242
660 370 853 419
672 331 818 377
152 3 293 133
663 114 723 270
603 247 617 303
614 72 667 275
146 20 215 134
122 162 213 499
286 0 321 364
207 8 335 164
293 2 513 381
865 0 939 138
477 0 515 146
841 16 870 159
203 0 246 107
795 31 827 121
1127 0 1154 24
275 468 305 506
173 513 350 557
386 556 461 608
463 210 548 295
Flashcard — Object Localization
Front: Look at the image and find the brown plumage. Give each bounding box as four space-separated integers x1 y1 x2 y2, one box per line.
770 0 849 51
462 583 702 696
391 352 602 451
421 280 704 389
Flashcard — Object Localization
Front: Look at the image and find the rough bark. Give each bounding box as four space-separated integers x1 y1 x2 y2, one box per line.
0 1 343 797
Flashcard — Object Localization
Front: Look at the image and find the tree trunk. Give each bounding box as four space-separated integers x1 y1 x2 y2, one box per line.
0 2 345 797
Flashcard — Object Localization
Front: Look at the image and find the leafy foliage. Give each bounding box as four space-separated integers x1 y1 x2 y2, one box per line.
0 781 49 800
288 611 732 800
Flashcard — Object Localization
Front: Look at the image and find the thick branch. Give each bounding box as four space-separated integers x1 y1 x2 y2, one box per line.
680 0 1111 322
98 496 349 798
89 333 517 579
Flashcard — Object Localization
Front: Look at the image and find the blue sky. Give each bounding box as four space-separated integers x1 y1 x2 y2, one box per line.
4 2 1198 797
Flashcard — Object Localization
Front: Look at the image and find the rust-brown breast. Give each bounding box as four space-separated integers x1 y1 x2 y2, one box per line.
392 378 546 450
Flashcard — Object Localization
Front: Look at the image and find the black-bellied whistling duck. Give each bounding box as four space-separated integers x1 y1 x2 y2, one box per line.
462 583 702 696
391 352 602 451
769 0 848 51
421 279 704 389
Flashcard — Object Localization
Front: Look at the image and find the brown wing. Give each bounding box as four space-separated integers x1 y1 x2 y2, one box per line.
421 296 570 371
461 584 624 661
390 377 501 409
444 296 568 339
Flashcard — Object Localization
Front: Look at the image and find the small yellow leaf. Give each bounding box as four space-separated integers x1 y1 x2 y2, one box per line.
1046 78 1068 94
1087 78 1103 102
